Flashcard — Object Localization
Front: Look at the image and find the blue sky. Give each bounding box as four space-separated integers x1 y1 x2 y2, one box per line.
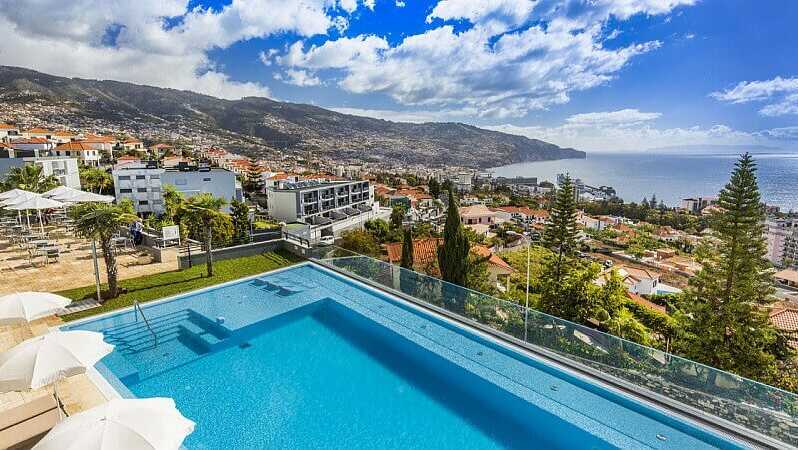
2 0 797 151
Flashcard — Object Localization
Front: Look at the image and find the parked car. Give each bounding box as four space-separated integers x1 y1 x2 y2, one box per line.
319 235 335 246
603 259 614 268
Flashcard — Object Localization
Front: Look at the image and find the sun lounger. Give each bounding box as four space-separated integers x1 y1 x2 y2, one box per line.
0 394 64 450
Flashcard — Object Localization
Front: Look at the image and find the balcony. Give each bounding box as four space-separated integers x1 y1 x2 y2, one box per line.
308 248 798 449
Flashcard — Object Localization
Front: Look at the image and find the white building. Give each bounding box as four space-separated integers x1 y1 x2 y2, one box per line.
680 196 716 213
10 138 55 154
113 163 239 215
766 218 798 267
29 157 81 189
0 124 20 141
267 179 385 240
53 142 101 166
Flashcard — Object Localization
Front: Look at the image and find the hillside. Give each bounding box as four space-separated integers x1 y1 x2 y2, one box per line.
0 66 585 168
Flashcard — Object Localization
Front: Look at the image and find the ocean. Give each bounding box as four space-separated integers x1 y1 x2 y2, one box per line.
490 152 798 212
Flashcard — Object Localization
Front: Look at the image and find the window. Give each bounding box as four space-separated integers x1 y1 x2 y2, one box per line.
118 176 131 181
138 200 149 205
135 175 146 180
175 178 187 186
120 188 133 193
151 175 160 180
137 188 147 193
203 177 212 182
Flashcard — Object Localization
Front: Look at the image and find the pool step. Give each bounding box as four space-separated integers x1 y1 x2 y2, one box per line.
101 309 230 356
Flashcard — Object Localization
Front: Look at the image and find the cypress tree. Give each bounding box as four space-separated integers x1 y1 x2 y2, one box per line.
677 153 783 380
438 189 470 286
400 227 414 269
542 174 579 284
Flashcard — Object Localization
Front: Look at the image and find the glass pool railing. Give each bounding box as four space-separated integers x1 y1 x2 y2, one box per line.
309 246 798 448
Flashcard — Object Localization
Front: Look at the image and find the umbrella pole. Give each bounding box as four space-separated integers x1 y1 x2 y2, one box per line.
25 210 31 229
38 210 44 234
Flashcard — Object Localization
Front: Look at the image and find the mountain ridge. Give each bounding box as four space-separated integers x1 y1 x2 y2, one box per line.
0 66 585 168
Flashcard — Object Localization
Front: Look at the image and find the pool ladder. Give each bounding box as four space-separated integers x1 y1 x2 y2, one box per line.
133 300 158 348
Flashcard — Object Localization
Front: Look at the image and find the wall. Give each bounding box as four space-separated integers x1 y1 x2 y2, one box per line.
162 168 237 212
178 239 283 269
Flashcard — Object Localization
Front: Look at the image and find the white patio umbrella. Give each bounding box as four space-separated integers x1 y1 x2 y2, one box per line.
1 191 40 228
0 188 37 200
57 190 114 203
32 397 195 450
7 196 65 234
0 330 113 392
0 292 71 325
42 185 80 199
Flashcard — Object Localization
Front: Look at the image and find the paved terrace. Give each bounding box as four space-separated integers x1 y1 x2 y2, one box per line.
0 231 175 296
0 316 106 417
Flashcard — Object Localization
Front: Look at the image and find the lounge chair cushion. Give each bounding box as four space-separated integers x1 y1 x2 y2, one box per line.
0 394 61 449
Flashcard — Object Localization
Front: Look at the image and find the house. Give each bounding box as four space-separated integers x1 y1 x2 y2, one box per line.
119 138 144 151
0 123 20 141
10 138 55 156
162 156 191 168
627 292 667 314
662 255 702 275
22 128 53 140
471 245 516 284
775 269 798 288
114 155 142 170
384 238 443 269
769 305 798 348
459 204 496 226
53 142 101 166
50 130 76 144
494 206 549 225
595 265 662 296
78 134 117 155
578 213 611 231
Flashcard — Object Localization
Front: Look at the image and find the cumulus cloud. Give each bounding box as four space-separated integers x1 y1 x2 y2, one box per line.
485 109 782 151
711 76 798 116
276 69 322 86
278 0 694 117
0 0 363 99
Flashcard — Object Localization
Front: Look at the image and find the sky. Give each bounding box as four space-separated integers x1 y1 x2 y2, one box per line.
1 0 797 152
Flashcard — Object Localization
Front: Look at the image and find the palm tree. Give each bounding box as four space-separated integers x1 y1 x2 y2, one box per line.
3 164 60 193
79 167 113 194
182 194 227 277
69 202 138 299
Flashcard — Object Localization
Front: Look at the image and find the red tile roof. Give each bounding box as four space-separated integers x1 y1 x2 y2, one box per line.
384 238 443 266
627 292 667 314
12 137 49 144
0 123 18 129
25 127 50 134
471 245 516 272
55 142 92 150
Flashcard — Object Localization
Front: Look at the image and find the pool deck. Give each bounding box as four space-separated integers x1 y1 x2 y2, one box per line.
0 316 108 417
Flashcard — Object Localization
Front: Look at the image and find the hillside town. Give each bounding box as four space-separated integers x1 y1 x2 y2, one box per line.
3 119 798 448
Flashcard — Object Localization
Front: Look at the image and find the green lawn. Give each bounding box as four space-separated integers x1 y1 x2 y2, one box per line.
59 250 303 322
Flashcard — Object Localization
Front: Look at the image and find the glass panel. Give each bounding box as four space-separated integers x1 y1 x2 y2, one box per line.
312 249 798 447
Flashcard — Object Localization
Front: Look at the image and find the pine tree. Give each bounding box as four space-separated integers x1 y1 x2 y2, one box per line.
542 174 579 284
400 227 414 269
428 177 441 199
677 153 784 381
438 189 470 286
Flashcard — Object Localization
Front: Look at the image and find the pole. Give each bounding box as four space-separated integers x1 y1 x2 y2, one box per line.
524 236 530 341
91 240 102 302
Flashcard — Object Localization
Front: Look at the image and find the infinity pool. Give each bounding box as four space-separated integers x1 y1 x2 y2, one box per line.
66 263 743 449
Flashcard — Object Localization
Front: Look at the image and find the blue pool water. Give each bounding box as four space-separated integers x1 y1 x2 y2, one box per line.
67 263 744 450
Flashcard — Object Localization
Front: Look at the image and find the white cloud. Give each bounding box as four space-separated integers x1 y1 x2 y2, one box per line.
396 1 406 7
258 49 279 66
565 109 662 126
363 0 376 10
278 0 693 117
711 76 798 116
276 69 322 87
0 0 364 99
330 106 472 122
485 109 782 151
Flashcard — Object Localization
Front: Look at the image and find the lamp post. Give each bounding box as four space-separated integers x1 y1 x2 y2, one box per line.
509 231 531 341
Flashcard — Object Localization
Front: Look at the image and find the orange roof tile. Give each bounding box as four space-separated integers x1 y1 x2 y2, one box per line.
627 292 667 314
12 137 49 144
0 123 18 129
55 142 92 150
25 127 50 134
471 245 516 272
384 238 443 266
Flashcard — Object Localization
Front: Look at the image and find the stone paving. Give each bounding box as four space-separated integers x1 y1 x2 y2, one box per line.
0 316 107 417
0 226 175 296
